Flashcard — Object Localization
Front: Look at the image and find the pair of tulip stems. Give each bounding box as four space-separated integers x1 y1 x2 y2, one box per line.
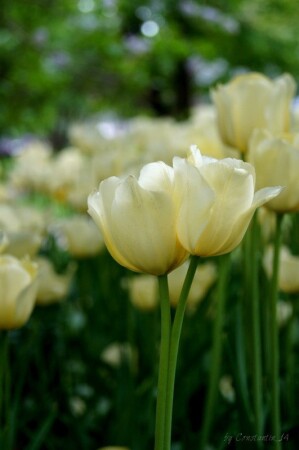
154 212 284 450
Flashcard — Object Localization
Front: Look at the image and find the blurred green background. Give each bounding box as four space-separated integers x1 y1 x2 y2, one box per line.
1 0 299 144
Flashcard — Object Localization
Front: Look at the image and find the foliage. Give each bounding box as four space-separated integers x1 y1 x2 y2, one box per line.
1 0 299 140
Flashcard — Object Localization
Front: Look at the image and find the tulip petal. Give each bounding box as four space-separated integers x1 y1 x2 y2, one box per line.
212 72 296 152
215 186 283 255
138 161 174 192
88 174 187 275
0 256 37 329
14 277 38 328
194 160 255 255
110 177 185 274
88 177 139 272
173 157 215 252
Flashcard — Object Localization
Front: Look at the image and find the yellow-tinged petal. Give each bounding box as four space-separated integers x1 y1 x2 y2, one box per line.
193 160 255 255
173 156 215 252
88 167 188 275
214 186 283 255
263 246 299 293
212 72 296 152
0 255 38 329
88 177 140 273
138 161 174 192
248 129 299 212
174 146 282 257
111 177 186 274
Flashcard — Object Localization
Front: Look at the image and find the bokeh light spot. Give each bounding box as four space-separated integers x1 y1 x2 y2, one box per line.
78 0 95 13
141 20 159 37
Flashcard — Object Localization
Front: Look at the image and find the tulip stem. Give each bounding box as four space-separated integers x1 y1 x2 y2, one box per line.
285 315 296 423
155 274 171 450
269 213 284 449
234 302 254 431
250 213 263 442
200 254 230 449
284 313 295 424
164 255 200 448
0 331 10 449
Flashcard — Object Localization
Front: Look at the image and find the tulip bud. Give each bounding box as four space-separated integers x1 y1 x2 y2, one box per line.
128 275 158 311
248 129 299 213
212 72 296 152
263 245 299 293
35 256 75 305
53 214 105 258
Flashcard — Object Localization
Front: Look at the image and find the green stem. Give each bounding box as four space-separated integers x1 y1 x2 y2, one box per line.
269 213 284 449
0 331 10 449
242 225 254 407
154 274 171 450
234 302 254 432
164 255 200 448
225 328 253 435
200 254 230 449
250 214 263 442
285 314 295 424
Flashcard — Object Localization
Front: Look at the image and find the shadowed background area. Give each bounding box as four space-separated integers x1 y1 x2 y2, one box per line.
1 0 299 145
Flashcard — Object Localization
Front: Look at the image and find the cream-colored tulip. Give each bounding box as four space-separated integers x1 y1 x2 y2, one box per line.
53 214 104 258
0 204 45 257
0 232 8 254
100 342 136 369
9 140 52 192
5 232 43 258
16 205 47 235
124 116 181 165
189 103 240 159
248 129 299 212
212 72 296 152
128 274 158 311
0 255 38 329
263 245 299 293
68 122 109 155
88 161 189 275
46 147 89 203
0 203 22 232
174 146 282 256
276 300 293 327
35 256 75 305
128 261 216 313
0 203 46 234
